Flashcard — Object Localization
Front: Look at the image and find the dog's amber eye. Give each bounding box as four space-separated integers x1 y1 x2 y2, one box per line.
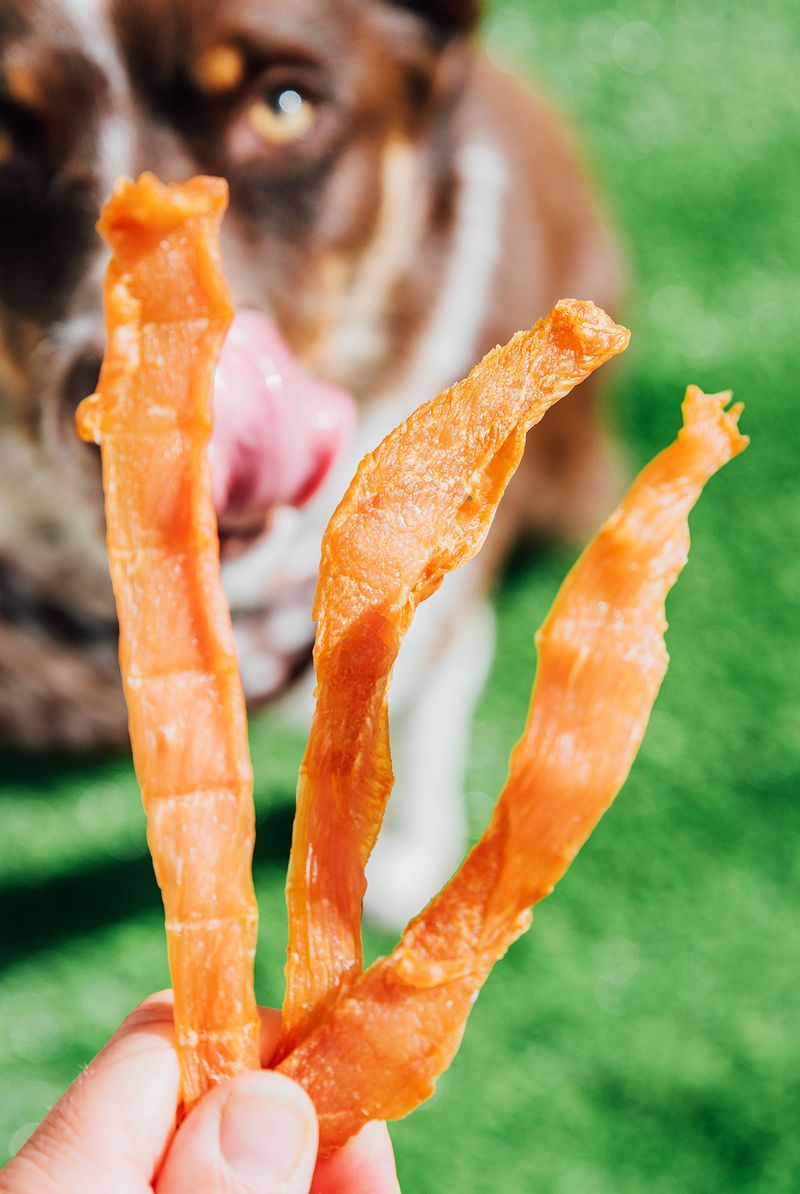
248 87 317 146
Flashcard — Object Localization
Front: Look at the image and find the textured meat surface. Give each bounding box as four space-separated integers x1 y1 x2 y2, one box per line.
76 173 259 1106
278 300 632 1062
278 386 747 1155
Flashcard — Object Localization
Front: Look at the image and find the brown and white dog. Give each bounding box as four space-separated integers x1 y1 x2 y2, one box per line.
0 0 620 923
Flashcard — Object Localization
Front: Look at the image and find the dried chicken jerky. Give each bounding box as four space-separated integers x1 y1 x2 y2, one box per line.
74 170 746 1160
278 387 747 1155
278 300 631 1060
76 174 259 1106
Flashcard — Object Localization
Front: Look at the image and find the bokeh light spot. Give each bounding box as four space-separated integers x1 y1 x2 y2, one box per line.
613 21 664 75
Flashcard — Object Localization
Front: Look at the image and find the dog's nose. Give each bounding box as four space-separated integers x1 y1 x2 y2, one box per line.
64 347 103 412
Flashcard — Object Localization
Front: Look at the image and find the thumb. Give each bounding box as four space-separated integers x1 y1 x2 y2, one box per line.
155 1070 318 1194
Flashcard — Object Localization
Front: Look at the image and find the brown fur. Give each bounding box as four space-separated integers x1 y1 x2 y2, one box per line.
0 0 620 749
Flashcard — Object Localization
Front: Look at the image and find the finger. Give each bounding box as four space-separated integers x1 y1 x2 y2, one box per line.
0 991 179 1194
155 1070 318 1194
311 1122 400 1194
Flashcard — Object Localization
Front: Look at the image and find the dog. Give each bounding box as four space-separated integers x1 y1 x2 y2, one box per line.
0 0 620 925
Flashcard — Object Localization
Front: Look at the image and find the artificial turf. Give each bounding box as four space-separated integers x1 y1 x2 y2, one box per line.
1 0 797 1187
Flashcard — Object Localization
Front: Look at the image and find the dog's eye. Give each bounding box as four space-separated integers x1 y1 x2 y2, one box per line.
248 86 317 146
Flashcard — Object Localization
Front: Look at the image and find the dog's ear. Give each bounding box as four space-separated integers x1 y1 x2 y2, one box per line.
386 0 482 40
369 0 480 110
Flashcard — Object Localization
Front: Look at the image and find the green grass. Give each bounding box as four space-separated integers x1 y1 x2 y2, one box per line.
1 0 798 1186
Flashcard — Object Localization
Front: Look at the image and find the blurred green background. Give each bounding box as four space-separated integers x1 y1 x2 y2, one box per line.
1 0 797 1188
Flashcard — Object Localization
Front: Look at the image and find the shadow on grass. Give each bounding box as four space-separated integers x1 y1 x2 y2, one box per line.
0 803 296 974
0 746 130 800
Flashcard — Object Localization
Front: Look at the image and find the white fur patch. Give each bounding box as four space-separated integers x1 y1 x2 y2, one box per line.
385 140 508 408
221 507 319 609
365 595 497 929
331 139 509 476
321 139 427 383
33 5 140 472
221 140 508 701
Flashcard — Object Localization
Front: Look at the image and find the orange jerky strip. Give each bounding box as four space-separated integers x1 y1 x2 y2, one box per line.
76 174 259 1105
279 300 630 1059
278 387 747 1154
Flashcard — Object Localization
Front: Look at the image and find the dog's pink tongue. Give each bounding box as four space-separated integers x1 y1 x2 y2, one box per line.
210 310 355 520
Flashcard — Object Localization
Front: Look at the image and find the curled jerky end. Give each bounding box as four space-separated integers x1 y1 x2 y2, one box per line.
548 297 631 363
313 299 630 638
76 173 233 447
680 384 749 460
98 171 229 249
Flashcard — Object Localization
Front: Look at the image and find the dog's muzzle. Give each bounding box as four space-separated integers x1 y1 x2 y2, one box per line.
64 311 357 536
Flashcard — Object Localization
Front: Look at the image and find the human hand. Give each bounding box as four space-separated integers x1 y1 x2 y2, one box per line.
0 991 400 1194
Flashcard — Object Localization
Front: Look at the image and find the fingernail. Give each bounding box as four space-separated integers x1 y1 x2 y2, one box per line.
220 1078 311 1187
